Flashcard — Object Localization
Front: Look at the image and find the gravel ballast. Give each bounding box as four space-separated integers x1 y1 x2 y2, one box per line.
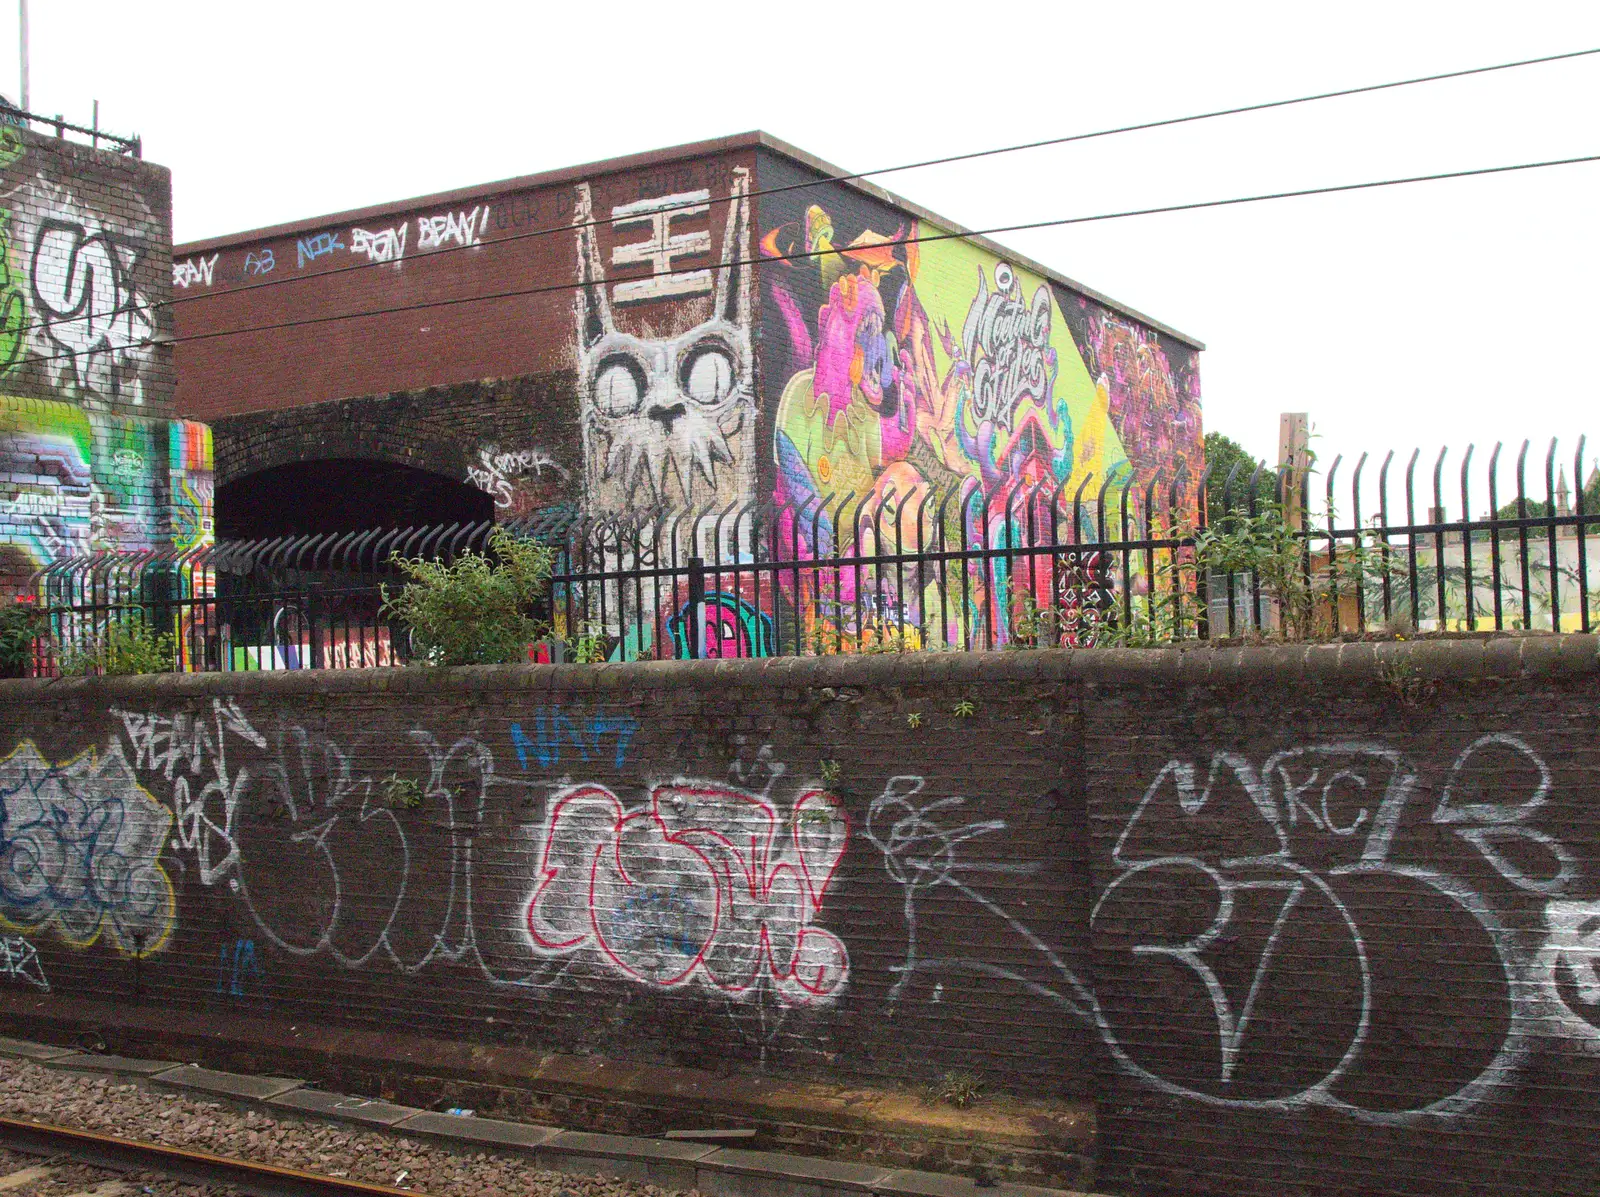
0 1055 694 1197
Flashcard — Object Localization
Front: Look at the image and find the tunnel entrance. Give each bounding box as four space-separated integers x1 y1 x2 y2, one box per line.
216 458 494 540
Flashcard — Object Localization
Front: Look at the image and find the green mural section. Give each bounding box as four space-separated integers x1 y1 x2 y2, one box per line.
0 125 27 376
768 210 1131 526
0 396 213 587
0 129 208 594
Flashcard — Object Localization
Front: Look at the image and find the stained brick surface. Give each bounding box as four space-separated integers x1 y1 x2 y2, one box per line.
0 641 1596 1196
0 131 201 591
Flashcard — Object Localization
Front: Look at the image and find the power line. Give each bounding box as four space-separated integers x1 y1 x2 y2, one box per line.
154 43 1600 314
51 149 1595 361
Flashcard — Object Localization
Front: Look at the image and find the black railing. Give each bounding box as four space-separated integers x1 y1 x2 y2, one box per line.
0 103 141 157
22 437 1600 674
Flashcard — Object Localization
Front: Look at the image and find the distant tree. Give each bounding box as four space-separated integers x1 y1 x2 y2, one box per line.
1203 432 1279 519
1493 470 1600 521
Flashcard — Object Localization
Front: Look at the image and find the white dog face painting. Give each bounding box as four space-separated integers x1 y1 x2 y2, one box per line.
572 168 755 519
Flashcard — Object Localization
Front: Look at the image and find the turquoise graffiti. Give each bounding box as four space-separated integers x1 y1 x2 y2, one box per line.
670 591 775 659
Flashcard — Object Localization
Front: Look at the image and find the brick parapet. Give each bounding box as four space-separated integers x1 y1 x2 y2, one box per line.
1 636 1597 1196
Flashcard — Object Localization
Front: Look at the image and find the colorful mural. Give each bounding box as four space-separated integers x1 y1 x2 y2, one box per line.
552 155 1200 659
1058 298 1203 513
669 590 775 659
0 397 97 574
0 132 207 599
764 224 1129 512
169 420 215 554
0 396 200 581
756 163 1202 647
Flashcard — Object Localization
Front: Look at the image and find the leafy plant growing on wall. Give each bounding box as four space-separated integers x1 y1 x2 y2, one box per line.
382 528 555 666
562 621 609 664
0 601 41 678
380 774 424 809
932 1070 985 1109
58 619 176 676
1097 495 1418 647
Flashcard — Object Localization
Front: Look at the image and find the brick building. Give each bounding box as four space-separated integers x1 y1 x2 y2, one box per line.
0 125 210 594
172 132 1204 544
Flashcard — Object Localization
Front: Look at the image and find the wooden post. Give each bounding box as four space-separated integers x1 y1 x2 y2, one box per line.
1278 412 1310 531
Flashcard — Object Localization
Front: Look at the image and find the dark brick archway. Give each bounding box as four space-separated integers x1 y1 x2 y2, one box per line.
210 373 583 532
216 458 494 539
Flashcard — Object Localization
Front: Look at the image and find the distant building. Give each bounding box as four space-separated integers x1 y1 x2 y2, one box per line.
171 132 1204 544
0 125 208 594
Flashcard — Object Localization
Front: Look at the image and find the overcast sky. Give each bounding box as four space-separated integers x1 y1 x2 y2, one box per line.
16 1 1600 516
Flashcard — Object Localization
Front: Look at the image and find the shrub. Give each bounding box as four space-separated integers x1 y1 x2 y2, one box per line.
0 600 41 677
59 619 176 676
382 528 555 666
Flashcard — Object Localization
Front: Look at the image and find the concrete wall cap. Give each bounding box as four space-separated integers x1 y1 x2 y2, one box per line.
3 636 1595 705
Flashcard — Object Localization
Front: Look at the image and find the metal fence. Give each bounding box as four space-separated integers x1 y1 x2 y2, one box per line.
22 437 1600 674
0 102 141 157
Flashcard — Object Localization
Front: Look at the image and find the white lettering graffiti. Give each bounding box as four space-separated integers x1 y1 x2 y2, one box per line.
27 180 155 403
113 698 267 886
350 225 407 264
866 775 1090 1016
0 935 47 989
172 253 219 289
1092 733 1572 1122
1542 899 1600 1038
464 445 569 508
416 206 491 251
960 262 1059 430
609 190 712 304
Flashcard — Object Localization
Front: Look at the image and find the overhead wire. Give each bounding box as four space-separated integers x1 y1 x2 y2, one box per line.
15 45 1600 368
85 150 1600 357
150 43 1600 310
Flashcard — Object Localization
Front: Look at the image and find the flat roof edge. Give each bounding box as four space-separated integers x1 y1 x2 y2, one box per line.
751 133 1204 350
175 129 1204 351
173 131 768 256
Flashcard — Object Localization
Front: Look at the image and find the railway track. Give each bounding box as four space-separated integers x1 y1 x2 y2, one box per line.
0 1116 428 1197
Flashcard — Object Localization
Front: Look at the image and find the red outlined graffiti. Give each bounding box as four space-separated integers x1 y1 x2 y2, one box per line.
525 780 849 1004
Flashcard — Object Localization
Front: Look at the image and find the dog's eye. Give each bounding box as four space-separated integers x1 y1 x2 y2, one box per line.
681 345 735 406
594 356 645 416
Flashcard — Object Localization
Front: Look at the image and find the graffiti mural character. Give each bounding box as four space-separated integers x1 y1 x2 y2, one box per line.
669 591 775 659
574 168 755 518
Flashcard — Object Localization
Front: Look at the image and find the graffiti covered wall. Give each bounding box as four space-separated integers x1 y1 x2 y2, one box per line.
183 136 1195 655
197 148 756 557
2 643 1599 1195
756 151 1203 649
0 128 212 592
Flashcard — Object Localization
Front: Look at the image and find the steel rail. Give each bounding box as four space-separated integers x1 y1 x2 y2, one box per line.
0 1115 431 1197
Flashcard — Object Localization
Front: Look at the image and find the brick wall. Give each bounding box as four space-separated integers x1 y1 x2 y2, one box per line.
210 372 579 527
182 135 1203 605
0 128 210 590
173 142 757 424
4 639 1594 1194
